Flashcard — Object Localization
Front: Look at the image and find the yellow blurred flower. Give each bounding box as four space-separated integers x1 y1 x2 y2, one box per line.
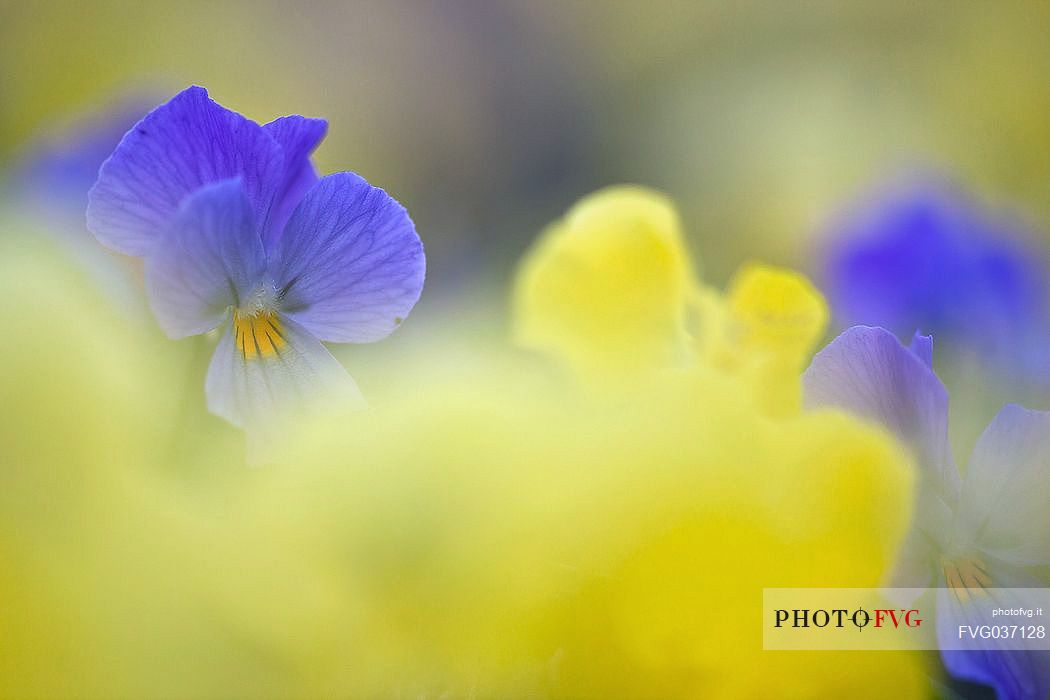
513 186 695 380
514 186 829 416
701 262 829 415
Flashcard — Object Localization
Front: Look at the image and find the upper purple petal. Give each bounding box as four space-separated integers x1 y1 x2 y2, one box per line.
145 179 265 338
260 115 327 249
271 172 425 343
87 86 283 256
956 404 1050 568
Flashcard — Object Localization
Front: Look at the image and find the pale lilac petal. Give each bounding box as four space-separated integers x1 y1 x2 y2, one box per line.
145 179 263 336
885 526 945 590
804 326 959 499
272 172 425 343
205 314 365 458
87 86 283 256
908 330 934 368
145 179 265 338
260 115 327 249
957 405 1050 567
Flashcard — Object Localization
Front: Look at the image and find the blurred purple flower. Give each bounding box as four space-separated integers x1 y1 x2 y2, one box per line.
820 176 1050 380
11 97 154 220
87 86 425 443
805 326 1050 700
5 97 162 311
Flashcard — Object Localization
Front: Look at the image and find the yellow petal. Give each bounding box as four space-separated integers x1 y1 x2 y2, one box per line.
724 262 829 363
513 186 697 381
699 263 829 416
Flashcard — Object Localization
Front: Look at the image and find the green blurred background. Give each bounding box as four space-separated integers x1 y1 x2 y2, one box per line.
5 1 1050 289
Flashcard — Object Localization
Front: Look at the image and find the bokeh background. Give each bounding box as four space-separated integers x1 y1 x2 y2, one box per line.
3 2 1050 698
6 2 1050 287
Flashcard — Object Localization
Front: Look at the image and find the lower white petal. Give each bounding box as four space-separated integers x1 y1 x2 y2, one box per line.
204 312 365 459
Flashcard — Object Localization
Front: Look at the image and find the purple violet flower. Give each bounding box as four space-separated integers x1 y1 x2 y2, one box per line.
87 86 425 444
804 326 1050 700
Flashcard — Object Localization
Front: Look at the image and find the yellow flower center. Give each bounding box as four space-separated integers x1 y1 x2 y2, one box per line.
941 555 992 603
233 309 286 360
